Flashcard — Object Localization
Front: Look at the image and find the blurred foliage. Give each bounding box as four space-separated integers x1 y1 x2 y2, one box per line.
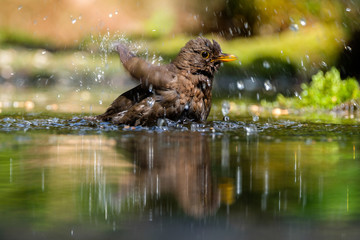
276 67 359 109
0 0 358 45
193 0 359 37
0 0 359 90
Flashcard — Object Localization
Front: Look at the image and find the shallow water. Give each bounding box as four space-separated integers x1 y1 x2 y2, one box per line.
1 115 360 240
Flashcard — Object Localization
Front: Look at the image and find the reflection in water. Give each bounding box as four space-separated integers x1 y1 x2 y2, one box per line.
115 132 219 218
1 131 360 239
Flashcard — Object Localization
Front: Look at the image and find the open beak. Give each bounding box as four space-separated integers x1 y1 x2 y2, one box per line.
214 53 237 62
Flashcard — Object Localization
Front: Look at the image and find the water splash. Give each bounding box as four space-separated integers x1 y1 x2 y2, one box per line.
245 124 258 135
263 61 270 69
237 81 245 90
147 97 155 107
289 24 299 32
264 80 273 91
221 101 230 116
300 18 306 26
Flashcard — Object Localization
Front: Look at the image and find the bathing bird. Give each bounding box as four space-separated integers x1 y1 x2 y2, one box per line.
96 37 237 126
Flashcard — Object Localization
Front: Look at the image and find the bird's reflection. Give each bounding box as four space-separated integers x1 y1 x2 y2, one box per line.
115 131 219 218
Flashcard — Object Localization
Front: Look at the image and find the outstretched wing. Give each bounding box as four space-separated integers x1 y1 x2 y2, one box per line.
116 44 175 90
96 84 151 121
97 43 177 121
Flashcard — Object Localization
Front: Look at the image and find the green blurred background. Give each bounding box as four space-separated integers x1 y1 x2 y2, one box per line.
0 0 359 113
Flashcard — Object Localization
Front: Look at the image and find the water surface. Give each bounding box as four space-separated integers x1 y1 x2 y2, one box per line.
1 116 360 239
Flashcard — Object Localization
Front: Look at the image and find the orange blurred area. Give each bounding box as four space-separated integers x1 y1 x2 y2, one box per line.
0 0 195 46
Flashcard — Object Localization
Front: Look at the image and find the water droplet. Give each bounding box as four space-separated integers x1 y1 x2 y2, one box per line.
157 118 166 127
115 10 119 15
345 45 352 51
264 80 273 91
147 97 155 107
221 101 230 116
244 22 249 29
109 13 113 18
57 94 61 98
18 5 22 10
184 103 189 110
148 84 153 92
245 124 258 135
263 61 270 69
289 24 299 32
252 115 259 122
72 18 77 24
41 50 46 55
300 18 306 26
346 8 351 12
256 93 260 101
223 116 230 121
237 81 244 90
99 100 103 105
321 61 327 67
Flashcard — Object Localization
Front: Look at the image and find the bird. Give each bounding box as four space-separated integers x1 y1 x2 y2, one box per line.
96 37 237 126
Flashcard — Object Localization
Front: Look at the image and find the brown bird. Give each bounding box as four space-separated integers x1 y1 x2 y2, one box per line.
96 37 237 126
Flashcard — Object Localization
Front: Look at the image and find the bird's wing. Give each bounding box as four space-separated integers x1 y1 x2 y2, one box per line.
96 84 151 121
116 44 175 90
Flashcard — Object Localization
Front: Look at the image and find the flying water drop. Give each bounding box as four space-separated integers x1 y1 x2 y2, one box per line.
222 101 230 116
289 24 299 32
345 45 352 51
300 18 306 26
147 97 155 107
264 80 273 91
263 61 270 69
184 103 189 110
237 81 244 90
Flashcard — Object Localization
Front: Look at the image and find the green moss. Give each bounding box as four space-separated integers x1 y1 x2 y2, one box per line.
277 67 360 109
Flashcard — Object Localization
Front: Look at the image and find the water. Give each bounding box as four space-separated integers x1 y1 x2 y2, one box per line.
1 113 360 239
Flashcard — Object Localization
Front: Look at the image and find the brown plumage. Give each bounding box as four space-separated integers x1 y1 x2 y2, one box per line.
96 37 237 126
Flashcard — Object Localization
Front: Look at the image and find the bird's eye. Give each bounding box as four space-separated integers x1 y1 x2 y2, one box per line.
201 51 209 59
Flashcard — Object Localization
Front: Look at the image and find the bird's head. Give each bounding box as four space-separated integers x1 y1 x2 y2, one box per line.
172 37 237 78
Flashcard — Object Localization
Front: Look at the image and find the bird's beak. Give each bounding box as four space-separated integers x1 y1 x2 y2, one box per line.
214 53 237 62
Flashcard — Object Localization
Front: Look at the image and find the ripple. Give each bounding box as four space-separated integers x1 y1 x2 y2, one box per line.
0 115 360 137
